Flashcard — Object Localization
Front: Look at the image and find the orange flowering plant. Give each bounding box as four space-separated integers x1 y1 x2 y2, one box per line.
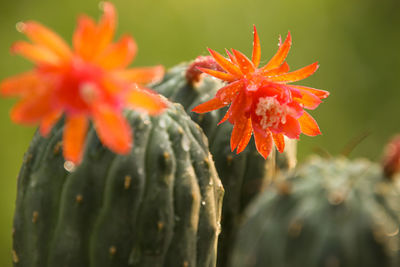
192 26 329 159
0 2 167 164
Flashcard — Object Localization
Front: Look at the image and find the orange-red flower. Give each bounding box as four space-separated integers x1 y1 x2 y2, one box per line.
192 26 329 159
1 2 167 164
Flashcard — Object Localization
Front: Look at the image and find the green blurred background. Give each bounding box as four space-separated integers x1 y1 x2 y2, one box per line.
0 0 399 265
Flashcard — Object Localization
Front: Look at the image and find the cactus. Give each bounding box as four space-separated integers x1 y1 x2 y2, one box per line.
231 156 400 267
152 62 297 267
12 103 224 267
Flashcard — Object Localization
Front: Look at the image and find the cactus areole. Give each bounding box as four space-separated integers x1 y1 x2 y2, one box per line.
12 103 224 267
231 156 400 267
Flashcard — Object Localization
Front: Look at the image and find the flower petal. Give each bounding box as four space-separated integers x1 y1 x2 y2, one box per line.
12 41 60 65
0 71 41 97
125 86 167 115
95 35 137 70
207 48 242 76
215 80 243 103
39 110 62 136
253 128 273 159
280 115 301 139
272 133 285 153
252 25 261 68
92 103 132 154
236 118 253 153
73 15 97 59
10 94 52 124
63 115 88 164
268 62 319 83
260 61 289 76
225 49 238 65
197 67 236 82
218 107 230 125
232 49 255 74
116 65 165 85
298 111 321 136
95 1 116 55
294 89 322 110
290 85 330 99
230 116 251 151
19 21 72 60
262 32 292 71
192 97 227 113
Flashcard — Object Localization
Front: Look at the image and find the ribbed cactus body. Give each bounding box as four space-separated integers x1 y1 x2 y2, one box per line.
13 103 224 267
153 64 297 267
231 156 400 267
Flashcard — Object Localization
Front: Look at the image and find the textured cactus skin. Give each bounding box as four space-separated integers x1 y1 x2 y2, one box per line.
12 103 224 267
231 156 400 267
153 64 297 267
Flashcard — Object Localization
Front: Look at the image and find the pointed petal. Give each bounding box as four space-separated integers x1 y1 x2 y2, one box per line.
1 71 40 97
263 32 292 71
268 62 319 83
63 115 88 164
116 65 165 85
73 15 97 59
230 116 250 151
92 104 132 154
95 1 116 55
294 89 322 110
290 85 329 99
298 111 321 136
12 41 60 65
19 21 72 60
260 61 289 76
218 108 230 125
215 80 243 103
232 49 255 74
207 48 242 76
10 94 52 124
95 35 137 70
192 97 227 113
236 118 253 153
272 133 285 153
228 91 252 124
225 49 238 65
252 25 261 68
280 115 301 139
253 129 273 159
197 67 236 82
39 110 62 136
125 86 167 115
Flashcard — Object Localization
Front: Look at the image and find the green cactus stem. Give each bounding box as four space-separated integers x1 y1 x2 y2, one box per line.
13 103 224 267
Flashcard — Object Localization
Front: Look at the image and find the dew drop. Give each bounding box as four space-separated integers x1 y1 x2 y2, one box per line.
16 22 26 32
201 201 206 206
64 161 76 173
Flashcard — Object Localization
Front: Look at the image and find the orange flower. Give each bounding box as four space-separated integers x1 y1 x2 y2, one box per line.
1 2 167 164
192 26 329 159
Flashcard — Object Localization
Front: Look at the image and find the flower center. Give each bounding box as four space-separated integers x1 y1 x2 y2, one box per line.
255 97 288 129
79 82 99 104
